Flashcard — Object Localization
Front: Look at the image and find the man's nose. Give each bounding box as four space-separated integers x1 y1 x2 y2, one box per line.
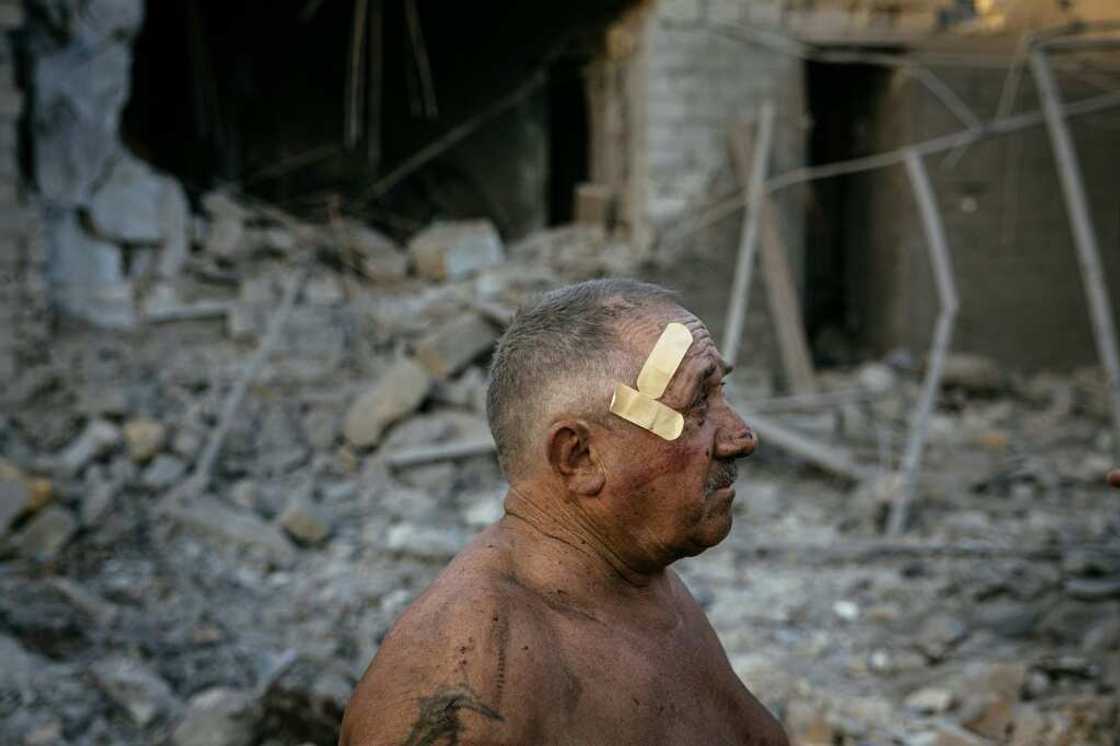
714 405 757 459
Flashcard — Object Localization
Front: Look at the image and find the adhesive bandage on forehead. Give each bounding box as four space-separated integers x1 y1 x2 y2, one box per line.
608 322 694 441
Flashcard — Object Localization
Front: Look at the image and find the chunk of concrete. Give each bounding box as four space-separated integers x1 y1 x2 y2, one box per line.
343 358 432 449
336 220 407 281
58 419 121 476
87 152 166 244
91 655 177 726
384 522 468 559
123 418 166 463
0 476 31 535
408 220 504 281
171 687 259 746
165 496 294 563
141 454 186 490
45 211 136 329
278 498 330 546
414 313 498 380
15 507 77 560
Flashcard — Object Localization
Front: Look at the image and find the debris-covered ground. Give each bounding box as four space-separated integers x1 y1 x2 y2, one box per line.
1 197 1117 745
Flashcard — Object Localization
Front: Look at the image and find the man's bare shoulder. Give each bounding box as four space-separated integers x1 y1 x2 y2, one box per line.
339 527 558 746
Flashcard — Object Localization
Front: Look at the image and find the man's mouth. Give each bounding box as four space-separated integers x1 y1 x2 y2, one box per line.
705 460 739 495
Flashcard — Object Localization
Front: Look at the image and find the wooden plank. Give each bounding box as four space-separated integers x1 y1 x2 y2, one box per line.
758 195 816 394
722 105 776 367
574 182 614 227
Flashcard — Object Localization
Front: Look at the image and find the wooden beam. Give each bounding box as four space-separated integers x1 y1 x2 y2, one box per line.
722 104 776 367
758 195 816 394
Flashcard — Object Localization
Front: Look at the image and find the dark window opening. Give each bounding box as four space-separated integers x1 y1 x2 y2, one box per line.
123 0 633 242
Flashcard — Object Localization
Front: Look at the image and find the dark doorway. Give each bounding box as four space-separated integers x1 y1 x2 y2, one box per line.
546 52 591 224
804 57 894 365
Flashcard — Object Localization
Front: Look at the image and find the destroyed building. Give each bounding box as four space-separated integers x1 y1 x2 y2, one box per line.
1 1 1119 744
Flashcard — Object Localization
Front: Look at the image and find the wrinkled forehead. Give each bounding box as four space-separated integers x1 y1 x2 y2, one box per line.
617 306 725 373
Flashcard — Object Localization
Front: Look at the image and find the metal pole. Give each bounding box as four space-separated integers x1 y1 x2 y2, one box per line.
887 151 959 536
1030 48 1120 461
722 102 776 366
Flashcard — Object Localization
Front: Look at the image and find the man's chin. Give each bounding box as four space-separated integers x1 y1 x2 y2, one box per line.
683 507 734 556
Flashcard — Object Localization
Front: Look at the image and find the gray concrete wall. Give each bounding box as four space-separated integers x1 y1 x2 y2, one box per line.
853 65 1120 372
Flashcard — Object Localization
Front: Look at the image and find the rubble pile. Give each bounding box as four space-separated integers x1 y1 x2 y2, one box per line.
0 193 1118 744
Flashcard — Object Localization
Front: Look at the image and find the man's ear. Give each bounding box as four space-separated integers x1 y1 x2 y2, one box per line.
546 420 606 496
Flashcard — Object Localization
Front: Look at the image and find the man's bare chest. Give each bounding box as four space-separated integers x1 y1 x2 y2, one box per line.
538 619 786 746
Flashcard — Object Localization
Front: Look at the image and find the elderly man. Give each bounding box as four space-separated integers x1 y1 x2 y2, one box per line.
340 279 788 746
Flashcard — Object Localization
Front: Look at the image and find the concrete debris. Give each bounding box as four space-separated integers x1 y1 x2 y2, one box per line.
87 152 173 245
15 506 76 560
343 358 432 449
0 476 32 536
414 312 498 379
90 655 177 726
58 418 121 476
122 418 166 463
905 686 955 715
140 454 186 490
915 613 970 661
171 687 259 746
384 522 468 559
278 498 331 546
164 497 294 564
45 210 137 329
336 219 408 281
6 181 1120 745
408 219 504 281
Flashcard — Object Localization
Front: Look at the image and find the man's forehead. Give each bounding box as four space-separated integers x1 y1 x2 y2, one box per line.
621 308 727 373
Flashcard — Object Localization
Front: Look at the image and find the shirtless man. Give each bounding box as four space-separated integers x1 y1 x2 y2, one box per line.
340 279 788 746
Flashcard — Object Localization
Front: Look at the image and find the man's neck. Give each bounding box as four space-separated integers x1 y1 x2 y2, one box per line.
502 483 668 593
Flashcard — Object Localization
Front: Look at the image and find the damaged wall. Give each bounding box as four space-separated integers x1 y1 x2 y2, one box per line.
850 63 1120 371
26 0 188 330
0 0 45 382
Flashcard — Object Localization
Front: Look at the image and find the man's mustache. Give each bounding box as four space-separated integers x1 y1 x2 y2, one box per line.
705 460 738 494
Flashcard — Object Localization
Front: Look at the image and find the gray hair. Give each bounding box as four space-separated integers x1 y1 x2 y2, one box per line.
486 278 680 479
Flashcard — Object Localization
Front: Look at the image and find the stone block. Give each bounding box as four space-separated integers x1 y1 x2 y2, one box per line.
45 211 136 329
123 418 166 463
0 475 30 535
87 152 167 244
335 219 407 282
171 687 259 746
91 655 177 727
141 454 186 490
15 506 76 560
164 496 295 564
408 220 504 281
278 498 330 546
384 522 468 559
58 418 121 476
414 313 498 380
343 358 432 449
